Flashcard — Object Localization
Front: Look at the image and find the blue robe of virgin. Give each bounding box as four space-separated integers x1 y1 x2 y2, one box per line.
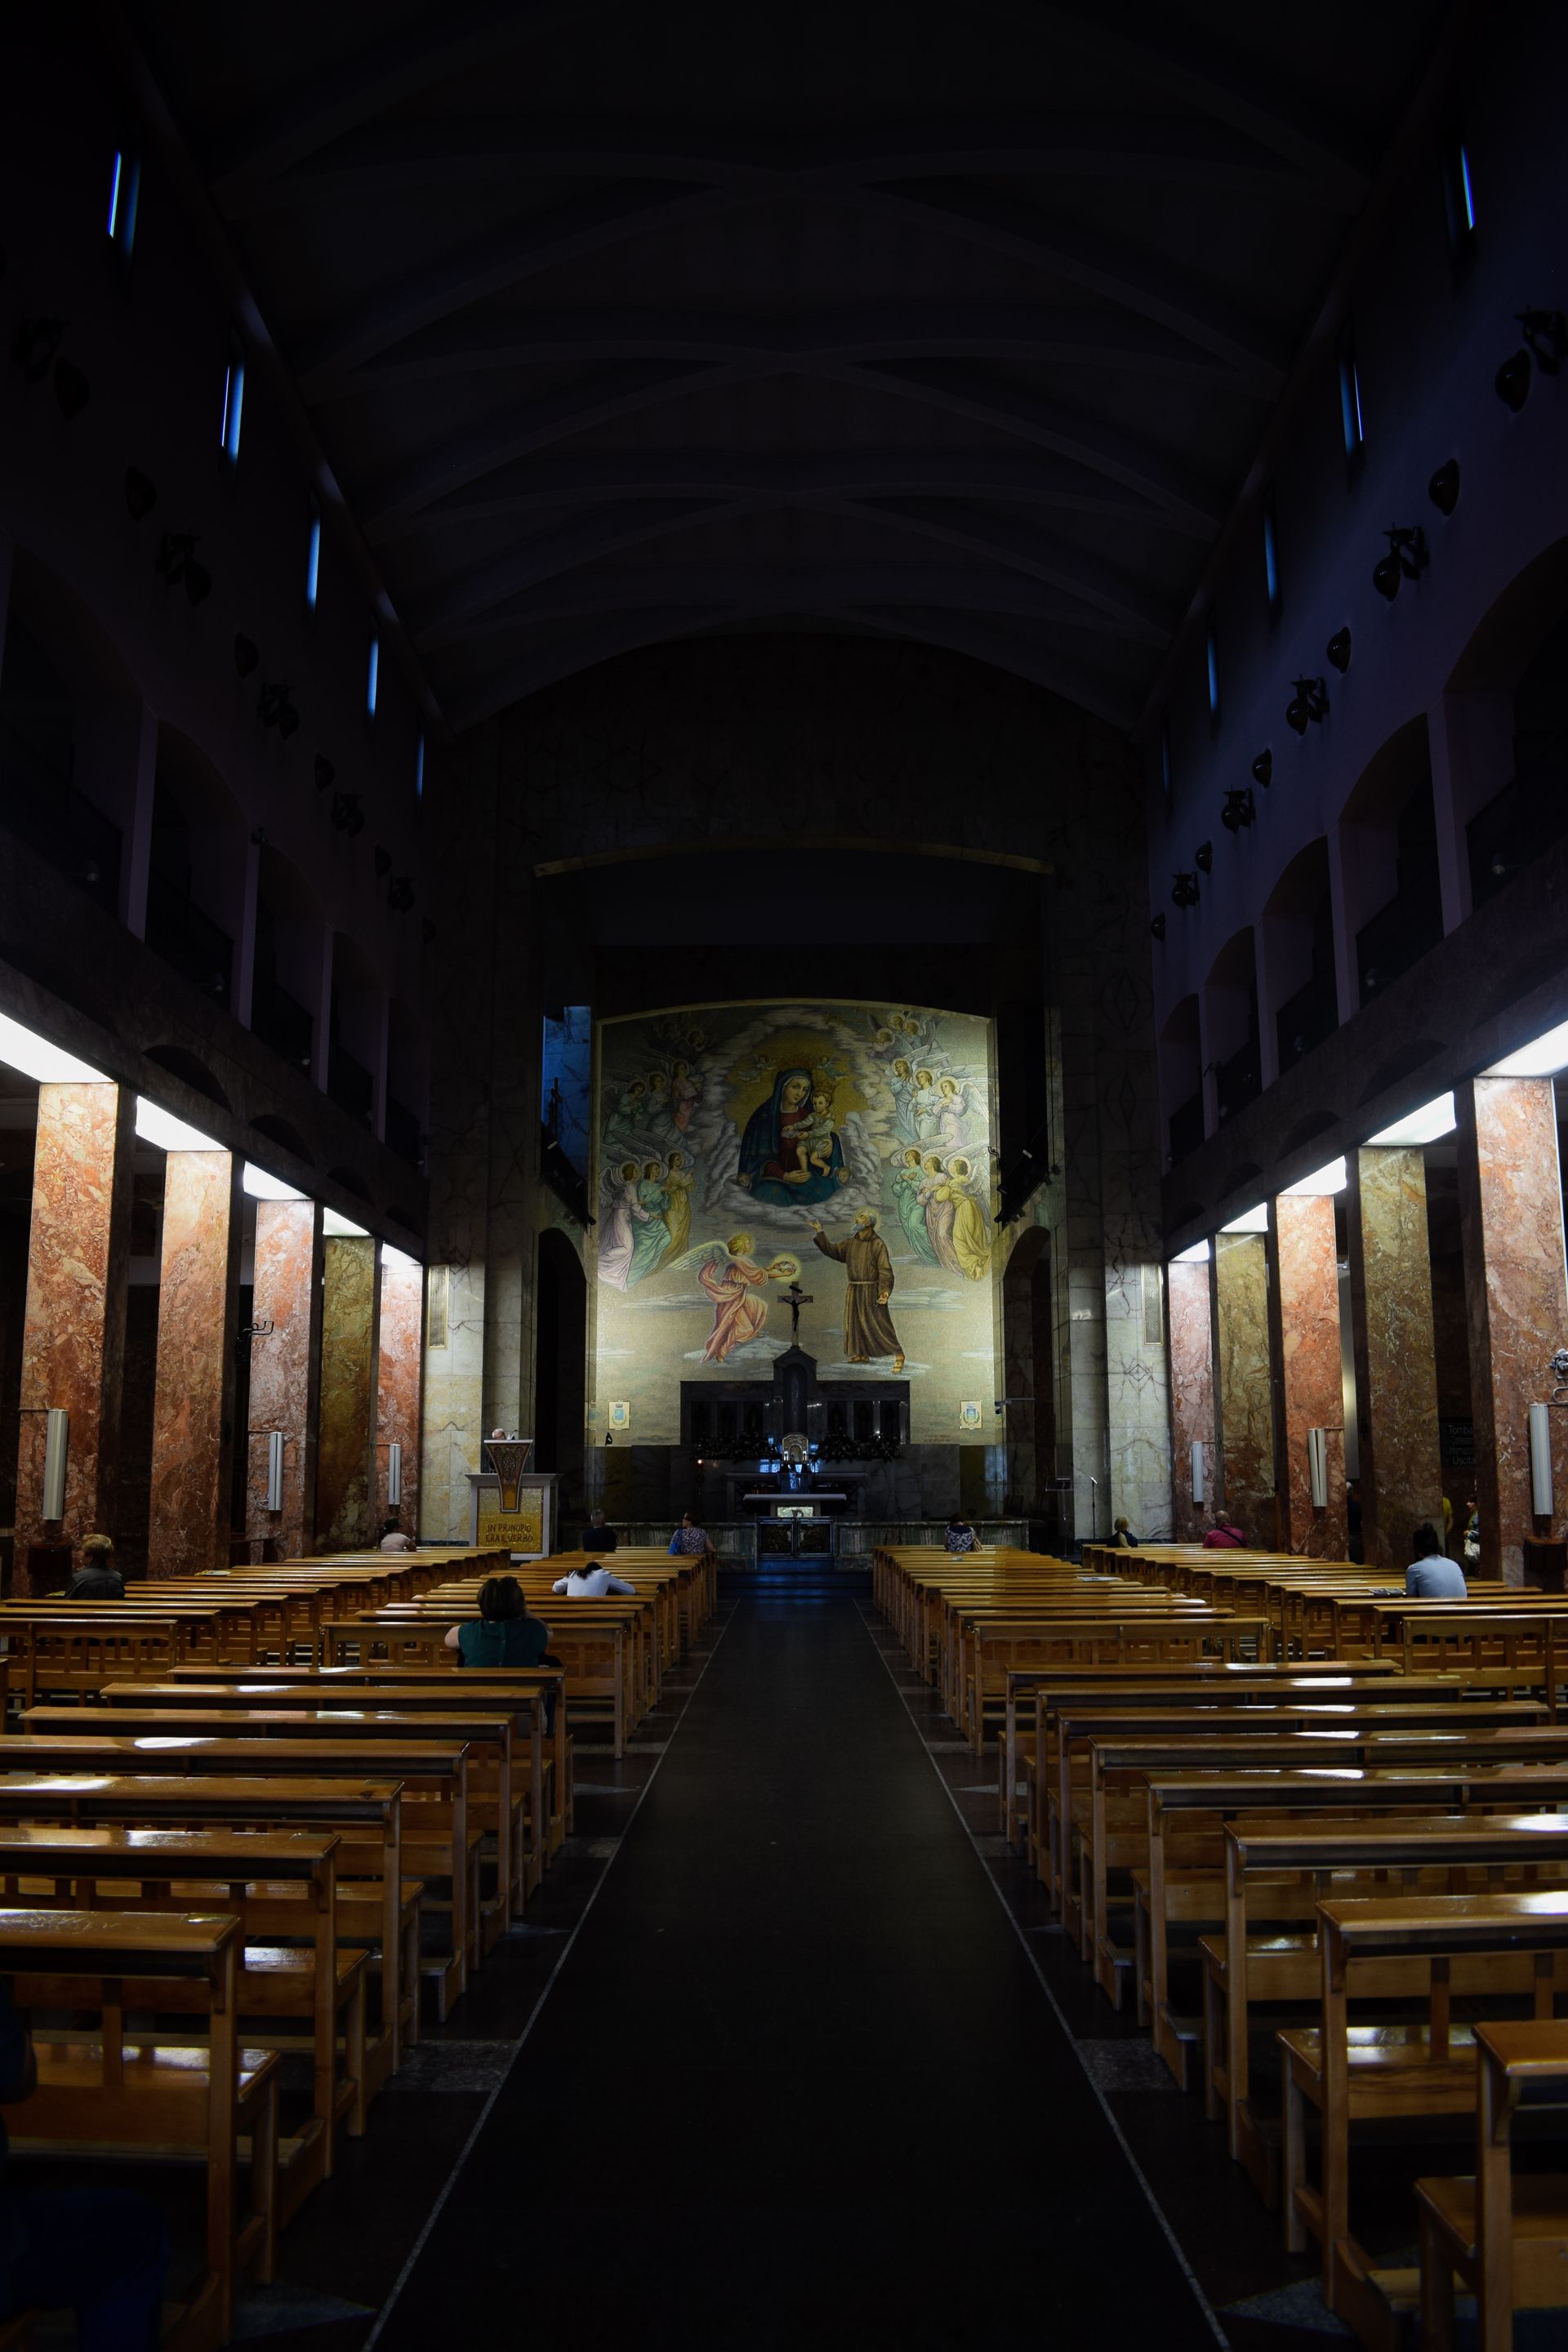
737 1067 846 1206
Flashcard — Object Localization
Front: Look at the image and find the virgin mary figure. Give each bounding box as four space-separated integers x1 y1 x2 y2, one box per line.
735 1067 847 1207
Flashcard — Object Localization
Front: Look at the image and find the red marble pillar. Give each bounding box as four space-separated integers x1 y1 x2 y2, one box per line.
1347 1146 1443 1571
376 1250 424 1538
147 1151 242 1577
1212 1231 1277 1544
318 1236 380 1551
14 1081 134 1592
246 1200 323 1561
1457 1076 1568 1584
1268 1193 1348 1558
1167 1257 1215 1540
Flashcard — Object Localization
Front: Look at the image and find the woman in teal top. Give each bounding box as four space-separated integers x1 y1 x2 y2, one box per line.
443 1575 551 1668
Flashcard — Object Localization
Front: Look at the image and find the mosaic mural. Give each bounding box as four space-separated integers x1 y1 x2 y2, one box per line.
591 1000 999 1444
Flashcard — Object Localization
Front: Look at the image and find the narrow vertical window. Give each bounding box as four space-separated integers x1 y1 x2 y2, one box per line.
366 629 380 719
305 501 321 612
1459 141 1477 232
1339 348 1365 461
1444 129 1477 262
106 151 123 238
1263 499 1281 617
1205 625 1220 723
220 333 245 464
414 732 425 802
106 148 140 256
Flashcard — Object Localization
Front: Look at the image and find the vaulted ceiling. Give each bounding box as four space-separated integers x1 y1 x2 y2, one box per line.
129 0 1448 734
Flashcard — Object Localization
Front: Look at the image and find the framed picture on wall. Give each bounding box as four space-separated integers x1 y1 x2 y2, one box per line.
608 1401 631 1432
958 1400 982 1432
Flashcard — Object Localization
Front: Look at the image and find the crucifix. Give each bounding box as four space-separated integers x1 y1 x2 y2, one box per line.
780 1281 813 1343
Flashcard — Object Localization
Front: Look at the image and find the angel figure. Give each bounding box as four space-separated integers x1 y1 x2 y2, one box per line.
677 1234 787 1363
662 1149 694 1260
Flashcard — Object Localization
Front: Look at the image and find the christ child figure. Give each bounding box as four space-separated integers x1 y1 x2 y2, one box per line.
795 1086 838 1178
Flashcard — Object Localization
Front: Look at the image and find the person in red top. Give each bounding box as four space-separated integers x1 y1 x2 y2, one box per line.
1201 1512 1246 1548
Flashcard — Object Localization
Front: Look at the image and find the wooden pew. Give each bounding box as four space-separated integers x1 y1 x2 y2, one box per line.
1201 1815 1568 2196
1417 2016 1568 2352
327 1612 638 1756
0 1824 356 2216
0 1908 274 2350
1288 1889 1568 2347
0 1773 412 2074
1139 1764 1568 2088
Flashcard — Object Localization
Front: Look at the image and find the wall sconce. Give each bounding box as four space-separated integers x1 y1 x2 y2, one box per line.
1220 789 1255 834
1372 526 1429 602
1171 872 1200 909
387 1441 403 1508
1191 1439 1205 1506
1251 749 1272 788
1285 676 1329 734
234 634 259 678
1325 627 1352 673
1194 839 1214 873
1149 913 1165 942
42 1407 69 1521
155 532 211 605
257 681 299 738
124 466 157 522
1428 459 1460 515
1307 1426 1329 1510
388 877 416 912
1520 307 1566 373
1529 1400 1553 1517
265 1429 285 1513
332 791 365 836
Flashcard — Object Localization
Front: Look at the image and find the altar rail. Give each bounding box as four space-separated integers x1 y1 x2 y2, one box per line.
599 1520 1031 1565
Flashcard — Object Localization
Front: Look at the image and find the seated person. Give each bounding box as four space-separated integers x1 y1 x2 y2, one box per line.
667 1512 712 1558
65 1530 125 1601
1405 1521 1468 1598
580 1508 619 1553
0 1972 169 2347
551 1558 636 1598
1106 1515 1139 1549
444 1575 553 1666
1201 1512 1246 1548
944 1515 980 1554
379 1517 416 1553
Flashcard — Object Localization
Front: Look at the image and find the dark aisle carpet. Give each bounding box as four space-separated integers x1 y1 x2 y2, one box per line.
371 1597 1223 2350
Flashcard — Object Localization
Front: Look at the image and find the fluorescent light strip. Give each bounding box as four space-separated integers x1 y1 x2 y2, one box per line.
1282 1156 1348 1197
0 1013 108 1085
1220 1203 1268 1234
1366 1092 1456 1147
322 1207 369 1238
242 1163 305 1202
1485 1018 1568 1079
135 1098 223 1153
381 1244 421 1272
1172 1241 1211 1266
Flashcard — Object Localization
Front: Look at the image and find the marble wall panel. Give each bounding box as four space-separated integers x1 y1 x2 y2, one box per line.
1167 1258 1215 1541
148 1151 241 1576
245 1200 322 1561
1213 1231 1276 1542
1269 1193 1348 1558
376 1250 424 1540
14 1081 133 1592
318 1236 380 1551
1348 1146 1443 1571
1457 1076 1568 1584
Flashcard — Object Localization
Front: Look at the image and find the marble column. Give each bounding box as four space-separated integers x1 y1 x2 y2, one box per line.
1456 1077 1568 1584
1212 1231 1276 1544
317 1236 380 1552
147 1151 242 1576
1268 1193 1348 1558
1347 1146 1443 1571
245 1200 323 1561
1167 1257 1215 1541
14 1080 134 1592
376 1250 424 1537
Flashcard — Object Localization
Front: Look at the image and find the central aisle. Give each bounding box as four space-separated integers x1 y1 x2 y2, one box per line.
374 1597 1222 2349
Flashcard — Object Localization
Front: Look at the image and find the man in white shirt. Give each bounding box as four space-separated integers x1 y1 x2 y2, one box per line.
1405 1521 1468 1598
551 1561 636 1597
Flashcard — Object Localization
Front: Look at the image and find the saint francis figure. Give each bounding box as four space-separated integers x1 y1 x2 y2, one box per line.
809 1210 905 1370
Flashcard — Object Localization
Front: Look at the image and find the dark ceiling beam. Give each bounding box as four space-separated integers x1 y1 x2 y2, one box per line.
853 184 1290 394
354 304 1253 389
208 2 626 210
398 447 1215 538
969 0 1372 204
233 111 1349 216
296 185 729 394
444 604 1138 733
364 351 1219 540
425 564 1156 645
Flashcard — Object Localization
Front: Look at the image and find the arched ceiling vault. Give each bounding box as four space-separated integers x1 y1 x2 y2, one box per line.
127 0 1447 733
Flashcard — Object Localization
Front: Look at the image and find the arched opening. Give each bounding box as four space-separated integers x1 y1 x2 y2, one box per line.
147 726 246 1007
1339 716 1441 1003
252 848 322 1075
385 1000 427 1168
1000 1224 1058 1539
1263 836 1337 1071
1205 929 1260 1125
1452 537 1568 906
533 1227 586 1517
142 1044 231 1113
0 551 140 919
329 933 382 1130
1161 994 1203 1164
